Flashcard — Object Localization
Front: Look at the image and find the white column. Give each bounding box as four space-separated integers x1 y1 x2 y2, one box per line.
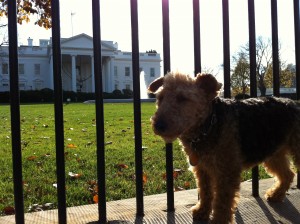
102 60 106 92
71 55 77 92
49 55 54 89
109 57 114 92
106 59 111 92
91 55 95 93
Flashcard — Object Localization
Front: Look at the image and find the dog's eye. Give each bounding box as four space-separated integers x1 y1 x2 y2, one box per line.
176 95 188 103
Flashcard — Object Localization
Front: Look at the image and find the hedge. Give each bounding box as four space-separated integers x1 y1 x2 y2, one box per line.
0 88 135 103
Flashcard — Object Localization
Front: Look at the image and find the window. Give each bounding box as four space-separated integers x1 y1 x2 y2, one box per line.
34 64 40 75
19 82 26 90
18 64 24 75
114 66 118 76
2 63 8 74
1 82 9 91
125 67 130 77
114 84 118 90
125 84 131 90
150 68 155 77
34 80 43 90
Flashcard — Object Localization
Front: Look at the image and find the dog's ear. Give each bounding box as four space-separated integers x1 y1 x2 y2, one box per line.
148 76 164 93
195 73 222 99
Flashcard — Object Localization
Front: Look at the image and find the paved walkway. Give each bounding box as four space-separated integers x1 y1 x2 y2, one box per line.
1 178 299 223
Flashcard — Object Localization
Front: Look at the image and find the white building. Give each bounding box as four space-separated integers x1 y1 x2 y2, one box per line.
0 33 161 93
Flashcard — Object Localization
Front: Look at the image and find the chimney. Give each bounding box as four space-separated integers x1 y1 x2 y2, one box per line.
27 37 33 46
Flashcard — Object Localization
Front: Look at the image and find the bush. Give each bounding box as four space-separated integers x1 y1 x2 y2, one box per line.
0 89 135 103
122 89 133 98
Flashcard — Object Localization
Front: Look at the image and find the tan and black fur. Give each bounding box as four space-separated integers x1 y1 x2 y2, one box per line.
148 72 300 224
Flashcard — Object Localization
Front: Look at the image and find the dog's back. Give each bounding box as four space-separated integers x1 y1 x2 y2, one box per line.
216 96 300 164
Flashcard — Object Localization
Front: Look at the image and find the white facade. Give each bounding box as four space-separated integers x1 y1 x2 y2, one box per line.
0 33 161 93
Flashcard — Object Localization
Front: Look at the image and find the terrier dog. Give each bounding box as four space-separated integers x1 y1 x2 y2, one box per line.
148 72 300 224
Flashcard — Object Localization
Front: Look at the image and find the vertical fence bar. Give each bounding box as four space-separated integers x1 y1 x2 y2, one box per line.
162 0 175 212
193 0 201 75
130 0 144 216
51 1 67 223
92 1 107 222
7 1 25 223
222 0 231 98
248 0 259 197
271 0 280 97
293 0 300 189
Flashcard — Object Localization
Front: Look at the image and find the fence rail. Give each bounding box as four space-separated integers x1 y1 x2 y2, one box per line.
5 0 300 223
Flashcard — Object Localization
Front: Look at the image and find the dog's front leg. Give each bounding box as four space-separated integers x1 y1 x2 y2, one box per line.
191 166 213 221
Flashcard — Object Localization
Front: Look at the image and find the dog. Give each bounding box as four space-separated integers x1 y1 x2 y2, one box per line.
148 72 300 224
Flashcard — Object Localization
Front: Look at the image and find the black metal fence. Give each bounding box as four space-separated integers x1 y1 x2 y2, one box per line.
6 0 300 223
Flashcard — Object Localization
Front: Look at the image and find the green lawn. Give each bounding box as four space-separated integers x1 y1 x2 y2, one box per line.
0 102 269 215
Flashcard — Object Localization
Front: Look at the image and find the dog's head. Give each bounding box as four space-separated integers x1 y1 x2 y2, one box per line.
148 72 222 143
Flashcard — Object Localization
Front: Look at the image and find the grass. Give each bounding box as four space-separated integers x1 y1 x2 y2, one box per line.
0 102 270 215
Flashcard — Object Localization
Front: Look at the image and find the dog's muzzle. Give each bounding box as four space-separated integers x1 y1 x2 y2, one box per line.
151 116 168 134
154 119 167 133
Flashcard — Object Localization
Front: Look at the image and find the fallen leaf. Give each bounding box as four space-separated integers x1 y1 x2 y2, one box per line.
117 164 128 169
143 173 148 184
67 143 77 148
68 172 82 179
88 180 97 186
174 186 185 192
43 203 53 210
3 206 15 215
93 194 98 203
44 153 51 157
174 168 183 174
85 141 93 147
27 155 38 161
184 181 191 188
173 169 184 178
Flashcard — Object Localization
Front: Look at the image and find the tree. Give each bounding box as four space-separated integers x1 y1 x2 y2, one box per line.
231 36 295 96
0 0 52 29
241 36 273 96
231 51 250 96
264 63 295 88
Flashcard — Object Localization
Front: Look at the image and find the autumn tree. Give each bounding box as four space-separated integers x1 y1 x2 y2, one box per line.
231 51 250 96
240 36 273 96
231 36 295 96
264 63 295 88
0 0 52 29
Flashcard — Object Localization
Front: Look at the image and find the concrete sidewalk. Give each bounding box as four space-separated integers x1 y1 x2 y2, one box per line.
1 178 299 223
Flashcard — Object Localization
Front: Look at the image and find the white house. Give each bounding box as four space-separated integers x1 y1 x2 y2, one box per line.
0 33 161 93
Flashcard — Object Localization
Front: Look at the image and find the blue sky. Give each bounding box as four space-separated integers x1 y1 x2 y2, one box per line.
1 0 296 83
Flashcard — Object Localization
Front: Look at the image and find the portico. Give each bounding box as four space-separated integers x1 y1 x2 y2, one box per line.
49 33 118 93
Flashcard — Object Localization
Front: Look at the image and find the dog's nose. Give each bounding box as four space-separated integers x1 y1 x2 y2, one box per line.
154 119 167 133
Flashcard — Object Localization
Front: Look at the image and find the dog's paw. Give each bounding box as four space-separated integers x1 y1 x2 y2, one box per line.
265 188 286 202
191 203 211 221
